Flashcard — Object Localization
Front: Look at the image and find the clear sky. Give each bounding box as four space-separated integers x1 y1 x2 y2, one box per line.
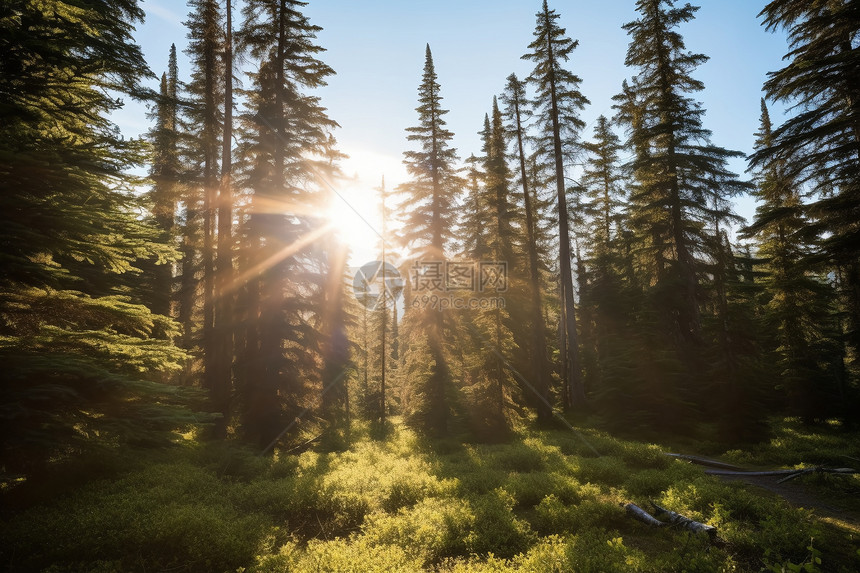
120 0 792 264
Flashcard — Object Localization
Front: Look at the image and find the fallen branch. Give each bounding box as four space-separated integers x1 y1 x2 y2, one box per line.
282 434 323 454
664 453 746 471
650 501 718 540
776 467 858 484
704 468 800 477
704 466 859 483
667 452 860 483
621 502 664 527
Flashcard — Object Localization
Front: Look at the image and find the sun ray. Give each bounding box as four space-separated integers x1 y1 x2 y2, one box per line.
226 222 334 296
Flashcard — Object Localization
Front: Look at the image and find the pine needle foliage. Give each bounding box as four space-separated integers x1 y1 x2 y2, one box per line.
396 45 462 437
0 0 206 477
234 0 343 449
753 0 860 390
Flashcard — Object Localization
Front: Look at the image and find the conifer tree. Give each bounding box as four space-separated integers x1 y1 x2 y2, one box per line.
581 116 626 273
612 78 659 292
235 0 340 449
396 45 461 436
353 292 372 416
578 116 631 402
753 0 860 380
146 45 181 319
619 0 748 349
0 0 204 474
182 0 224 366
320 236 351 435
500 73 552 420
458 153 491 261
743 100 837 421
486 98 519 269
523 0 590 413
374 177 399 430
608 0 750 428
347 182 396 432
210 0 235 437
458 99 522 438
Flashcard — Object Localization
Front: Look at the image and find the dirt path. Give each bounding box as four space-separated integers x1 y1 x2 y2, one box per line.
717 473 860 533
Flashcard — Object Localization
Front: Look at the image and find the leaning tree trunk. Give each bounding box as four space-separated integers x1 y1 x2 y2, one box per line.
545 22 585 412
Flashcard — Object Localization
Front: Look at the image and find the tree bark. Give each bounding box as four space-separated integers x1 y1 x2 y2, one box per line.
210 0 234 438
512 90 552 422
544 9 584 411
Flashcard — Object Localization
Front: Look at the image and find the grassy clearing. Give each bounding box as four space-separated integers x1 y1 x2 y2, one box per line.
2 418 858 572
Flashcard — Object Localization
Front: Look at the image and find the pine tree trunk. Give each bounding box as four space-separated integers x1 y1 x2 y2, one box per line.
197 0 220 397
250 0 289 449
655 24 700 346
179 201 199 359
152 49 180 319
545 21 585 412
428 75 448 436
844 35 860 363
321 245 349 423
202 175 216 392
511 96 551 420
576 245 597 396
210 0 234 438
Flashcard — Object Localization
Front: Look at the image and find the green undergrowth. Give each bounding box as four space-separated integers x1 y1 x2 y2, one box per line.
720 418 860 468
2 419 858 572
664 417 860 521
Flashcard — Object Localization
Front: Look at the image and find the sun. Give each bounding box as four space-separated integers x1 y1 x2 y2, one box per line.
324 184 380 259
323 147 407 266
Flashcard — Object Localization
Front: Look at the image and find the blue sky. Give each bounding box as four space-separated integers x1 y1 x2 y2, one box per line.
123 0 792 261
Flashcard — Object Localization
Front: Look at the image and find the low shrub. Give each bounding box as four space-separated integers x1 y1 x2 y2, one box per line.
250 538 422 573
361 497 474 563
466 488 537 558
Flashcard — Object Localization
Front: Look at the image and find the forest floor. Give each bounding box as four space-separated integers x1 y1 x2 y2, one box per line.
2 417 859 572
716 473 860 533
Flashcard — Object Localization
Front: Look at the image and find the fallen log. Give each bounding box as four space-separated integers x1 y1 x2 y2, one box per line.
650 501 718 540
621 502 664 527
664 453 746 471
704 468 800 477
704 466 858 483
621 502 718 540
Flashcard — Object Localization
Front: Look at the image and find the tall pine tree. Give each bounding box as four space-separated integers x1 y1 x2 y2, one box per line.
743 100 838 422
458 98 521 439
146 45 181 319
396 45 461 436
500 73 553 422
753 0 860 394
613 0 750 428
210 0 235 437
181 0 224 369
235 0 341 449
523 0 590 414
